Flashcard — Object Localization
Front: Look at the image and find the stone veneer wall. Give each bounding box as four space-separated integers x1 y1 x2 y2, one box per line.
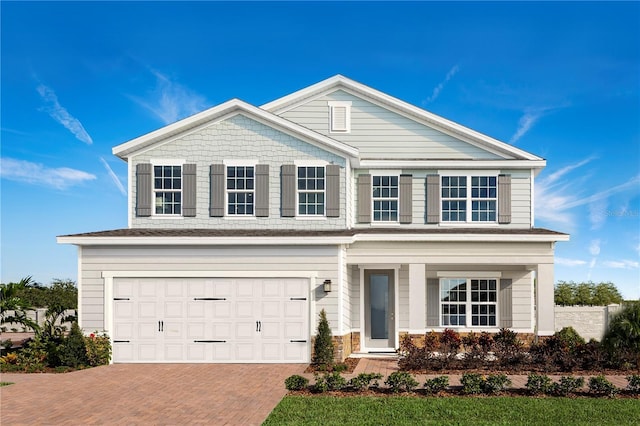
555 304 621 341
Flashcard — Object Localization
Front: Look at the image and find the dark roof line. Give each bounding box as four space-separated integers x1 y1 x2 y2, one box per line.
59 227 567 238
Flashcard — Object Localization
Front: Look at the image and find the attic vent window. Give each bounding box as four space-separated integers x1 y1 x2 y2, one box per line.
328 101 351 133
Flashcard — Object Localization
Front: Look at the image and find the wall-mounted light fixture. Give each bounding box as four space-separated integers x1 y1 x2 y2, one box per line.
323 279 332 293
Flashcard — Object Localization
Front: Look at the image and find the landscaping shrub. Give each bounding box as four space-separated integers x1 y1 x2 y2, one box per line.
588 375 619 397
460 372 484 395
601 301 640 370
626 374 640 395
525 373 554 395
312 309 334 368
84 332 112 366
284 375 309 391
552 376 584 396
57 322 88 368
461 332 493 369
437 328 462 369
398 333 441 371
423 376 449 394
348 373 383 391
483 373 512 395
385 371 419 393
493 328 527 369
313 371 345 392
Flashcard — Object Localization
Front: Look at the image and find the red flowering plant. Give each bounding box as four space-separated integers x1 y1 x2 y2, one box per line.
84 331 111 366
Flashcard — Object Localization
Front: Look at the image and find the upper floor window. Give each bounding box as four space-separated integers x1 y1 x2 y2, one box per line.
154 165 181 215
328 101 351 133
227 166 254 215
298 166 325 215
440 278 497 327
372 175 398 222
441 176 497 222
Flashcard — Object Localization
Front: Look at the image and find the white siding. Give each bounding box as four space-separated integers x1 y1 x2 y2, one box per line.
79 245 340 332
280 90 506 160
398 265 409 330
349 265 360 330
131 114 347 230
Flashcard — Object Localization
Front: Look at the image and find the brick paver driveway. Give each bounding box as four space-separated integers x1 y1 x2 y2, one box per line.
1 363 304 425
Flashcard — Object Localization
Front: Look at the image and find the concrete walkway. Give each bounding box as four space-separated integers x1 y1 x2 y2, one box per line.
1 363 304 425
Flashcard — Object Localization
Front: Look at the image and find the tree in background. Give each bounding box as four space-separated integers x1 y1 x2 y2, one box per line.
554 281 624 306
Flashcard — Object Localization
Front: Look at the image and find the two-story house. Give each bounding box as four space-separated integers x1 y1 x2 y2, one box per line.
58 75 568 363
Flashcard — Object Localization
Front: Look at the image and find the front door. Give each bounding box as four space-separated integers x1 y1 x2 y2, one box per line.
364 270 395 350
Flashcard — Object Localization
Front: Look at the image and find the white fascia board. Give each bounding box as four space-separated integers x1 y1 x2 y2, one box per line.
354 233 570 243
112 98 359 161
360 160 546 170
57 231 569 246
262 75 543 162
57 235 355 246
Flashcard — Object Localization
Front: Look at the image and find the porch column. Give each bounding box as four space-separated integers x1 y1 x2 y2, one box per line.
536 262 555 336
409 264 426 331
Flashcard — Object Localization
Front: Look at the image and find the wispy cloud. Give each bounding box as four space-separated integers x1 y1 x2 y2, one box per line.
602 260 639 269
510 103 571 144
0 157 96 190
424 65 459 104
36 84 93 145
535 156 639 228
555 257 588 267
100 157 126 196
129 70 207 124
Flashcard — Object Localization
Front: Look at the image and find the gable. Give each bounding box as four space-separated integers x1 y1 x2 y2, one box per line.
278 89 506 160
133 113 347 167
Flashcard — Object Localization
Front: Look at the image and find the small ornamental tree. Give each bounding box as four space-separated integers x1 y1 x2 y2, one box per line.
602 301 640 369
312 309 334 368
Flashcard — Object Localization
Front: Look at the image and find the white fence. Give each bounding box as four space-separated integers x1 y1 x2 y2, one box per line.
554 304 622 341
1 308 76 332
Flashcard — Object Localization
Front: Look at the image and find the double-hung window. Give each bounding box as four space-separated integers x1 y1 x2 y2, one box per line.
154 165 181 215
440 278 498 327
298 166 325 215
372 176 398 222
227 166 254 215
441 175 497 222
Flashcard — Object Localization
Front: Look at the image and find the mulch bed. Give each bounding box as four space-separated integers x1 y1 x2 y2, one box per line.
304 357 360 374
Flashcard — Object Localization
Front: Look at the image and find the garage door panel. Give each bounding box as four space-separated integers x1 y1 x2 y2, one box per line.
138 302 157 318
261 342 281 360
113 277 309 363
164 301 184 318
261 280 282 298
139 281 160 298
261 301 281 318
235 322 256 339
235 301 253 317
212 322 232 340
165 280 185 297
261 321 282 339
187 322 206 339
164 344 184 361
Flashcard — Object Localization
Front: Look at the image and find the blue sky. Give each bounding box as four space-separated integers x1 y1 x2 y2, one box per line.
1 2 639 299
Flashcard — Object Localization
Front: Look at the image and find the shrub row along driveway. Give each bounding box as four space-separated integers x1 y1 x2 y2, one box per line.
1 363 304 425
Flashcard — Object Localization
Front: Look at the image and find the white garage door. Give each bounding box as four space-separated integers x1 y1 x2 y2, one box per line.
112 278 309 363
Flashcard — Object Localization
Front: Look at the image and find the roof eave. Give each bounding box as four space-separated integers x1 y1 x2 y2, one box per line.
112 99 359 161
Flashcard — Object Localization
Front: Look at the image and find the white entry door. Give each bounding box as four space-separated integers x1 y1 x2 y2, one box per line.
112 277 309 363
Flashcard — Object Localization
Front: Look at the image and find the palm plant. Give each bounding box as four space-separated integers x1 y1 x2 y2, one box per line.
602 301 640 369
0 277 39 332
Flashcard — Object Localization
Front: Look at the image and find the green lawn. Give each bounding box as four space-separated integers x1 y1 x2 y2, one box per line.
264 395 640 425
